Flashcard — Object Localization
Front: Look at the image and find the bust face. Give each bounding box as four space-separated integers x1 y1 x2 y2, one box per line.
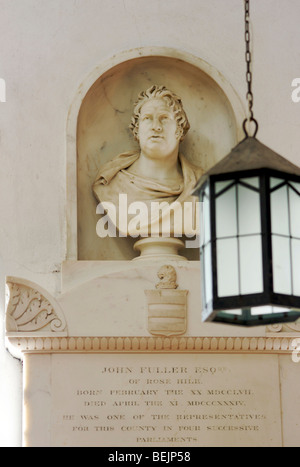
137 98 181 160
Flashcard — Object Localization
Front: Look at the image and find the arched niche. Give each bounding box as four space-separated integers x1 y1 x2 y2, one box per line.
66 48 245 261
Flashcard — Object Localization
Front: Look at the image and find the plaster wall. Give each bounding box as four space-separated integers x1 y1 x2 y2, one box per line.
0 0 300 446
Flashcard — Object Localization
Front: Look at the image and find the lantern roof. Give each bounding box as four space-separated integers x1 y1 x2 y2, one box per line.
193 137 300 194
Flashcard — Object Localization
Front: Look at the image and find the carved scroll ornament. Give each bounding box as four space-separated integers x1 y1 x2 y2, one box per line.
6 278 67 334
266 321 300 334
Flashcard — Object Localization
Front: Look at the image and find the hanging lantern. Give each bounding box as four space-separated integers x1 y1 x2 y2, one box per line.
193 137 300 325
192 1 300 325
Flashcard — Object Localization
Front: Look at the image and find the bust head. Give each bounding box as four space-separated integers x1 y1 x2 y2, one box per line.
92 84 201 241
129 85 190 143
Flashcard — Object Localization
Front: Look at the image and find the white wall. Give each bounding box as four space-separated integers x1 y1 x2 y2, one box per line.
1 0 300 446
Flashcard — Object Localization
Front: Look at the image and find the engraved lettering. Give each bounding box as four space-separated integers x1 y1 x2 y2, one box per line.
102 367 133 374
55 358 278 446
140 367 188 374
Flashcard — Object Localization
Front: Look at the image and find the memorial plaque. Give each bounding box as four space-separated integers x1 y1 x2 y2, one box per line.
46 353 282 447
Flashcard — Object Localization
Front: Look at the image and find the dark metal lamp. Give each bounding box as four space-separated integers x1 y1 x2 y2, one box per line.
193 1 300 326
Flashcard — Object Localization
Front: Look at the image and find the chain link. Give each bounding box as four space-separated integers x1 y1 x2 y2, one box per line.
243 0 258 137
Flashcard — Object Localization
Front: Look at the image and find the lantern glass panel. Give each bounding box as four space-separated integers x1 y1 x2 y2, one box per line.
203 242 213 305
203 185 211 245
270 177 283 189
220 309 243 316
251 306 290 316
289 186 300 238
216 184 237 238
199 182 213 310
272 235 292 295
271 182 289 236
239 235 264 294
292 238 300 295
238 183 261 235
290 181 300 192
240 177 260 189
215 180 234 195
217 237 239 297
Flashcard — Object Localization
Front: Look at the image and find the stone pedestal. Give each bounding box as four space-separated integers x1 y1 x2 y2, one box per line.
133 238 187 261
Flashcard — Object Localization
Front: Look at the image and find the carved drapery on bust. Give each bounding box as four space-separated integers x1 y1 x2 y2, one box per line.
92 85 203 238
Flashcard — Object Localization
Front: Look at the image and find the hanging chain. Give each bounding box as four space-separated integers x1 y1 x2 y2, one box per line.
245 0 253 119
243 0 258 137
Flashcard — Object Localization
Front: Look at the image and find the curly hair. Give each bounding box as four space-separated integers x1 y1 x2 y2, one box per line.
129 85 190 142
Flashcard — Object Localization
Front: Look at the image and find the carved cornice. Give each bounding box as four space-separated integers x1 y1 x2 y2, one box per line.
6 335 299 359
5 277 300 360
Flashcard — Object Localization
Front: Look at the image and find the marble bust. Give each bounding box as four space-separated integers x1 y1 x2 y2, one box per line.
92 85 203 238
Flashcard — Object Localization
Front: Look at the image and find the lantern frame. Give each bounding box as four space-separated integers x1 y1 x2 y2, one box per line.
193 0 300 326
195 140 300 326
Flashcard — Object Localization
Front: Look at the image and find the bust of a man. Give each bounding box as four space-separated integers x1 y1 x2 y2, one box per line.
93 85 203 237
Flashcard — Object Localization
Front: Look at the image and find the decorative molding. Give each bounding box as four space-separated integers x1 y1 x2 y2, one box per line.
266 322 300 334
5 277 67 335
5 335 300 359
5 277 300 359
